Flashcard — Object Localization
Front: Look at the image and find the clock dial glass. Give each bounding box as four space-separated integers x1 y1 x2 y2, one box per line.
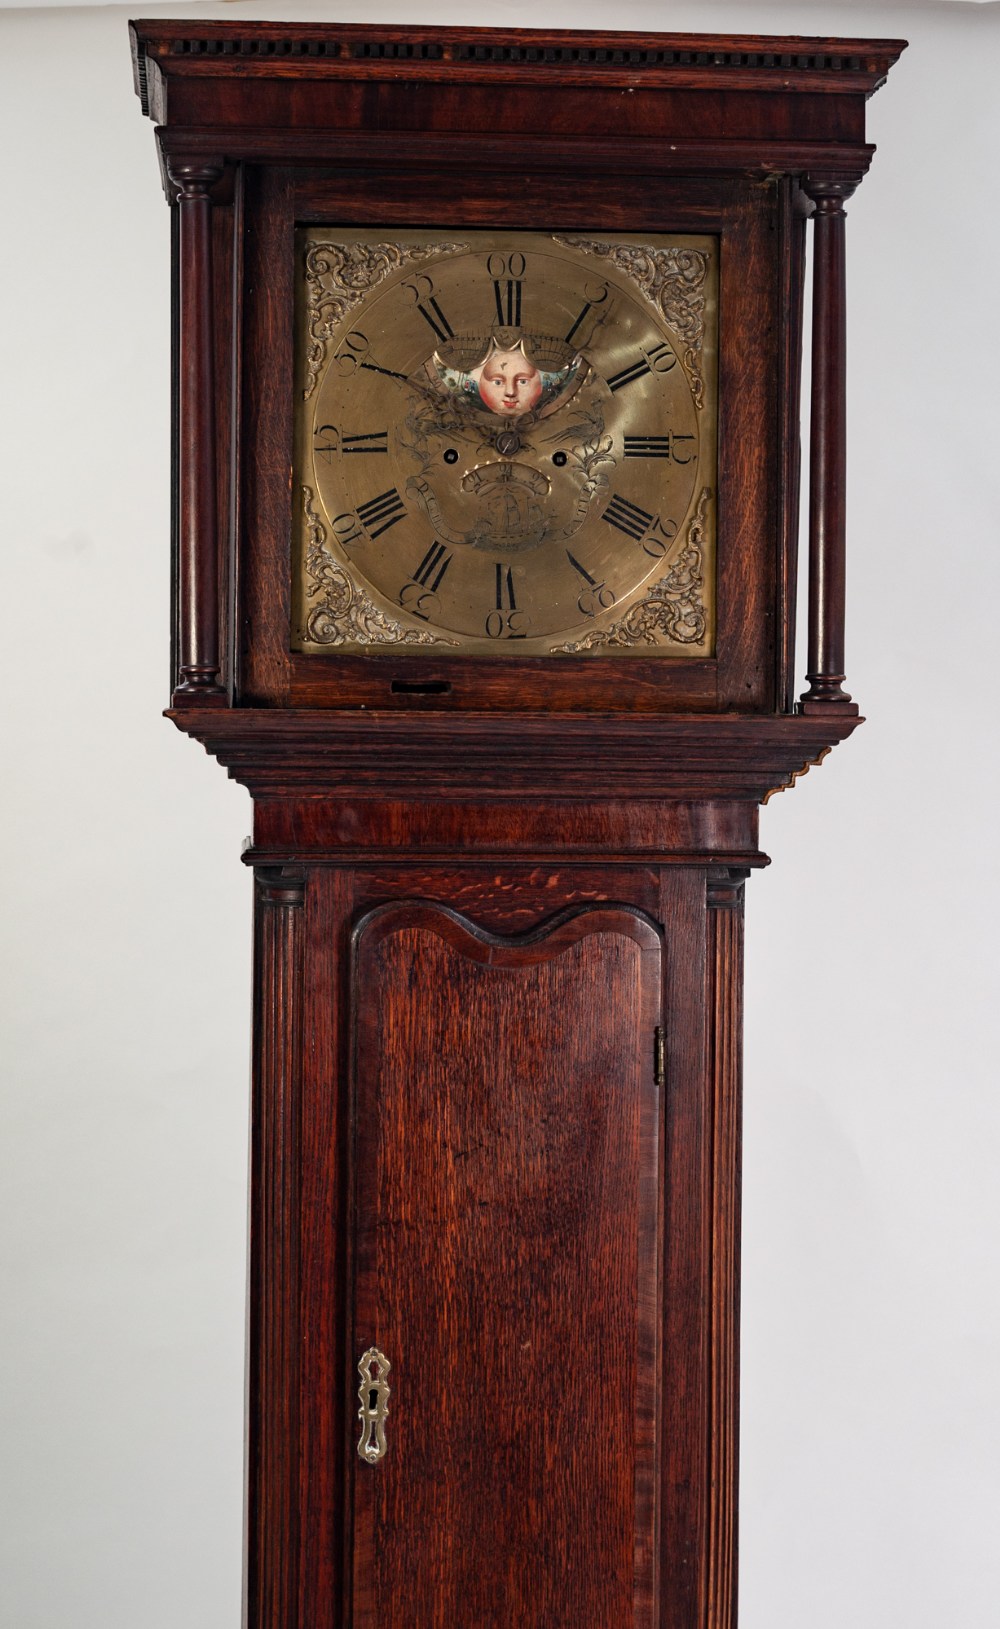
293 230 717 656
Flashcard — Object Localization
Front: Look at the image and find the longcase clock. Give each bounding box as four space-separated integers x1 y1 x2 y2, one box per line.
129 21 905 1628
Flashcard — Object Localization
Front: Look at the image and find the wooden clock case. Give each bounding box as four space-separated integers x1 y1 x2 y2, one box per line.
130 22 905 1629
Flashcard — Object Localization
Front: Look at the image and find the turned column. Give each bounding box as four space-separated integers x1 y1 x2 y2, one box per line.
799 177 859 713
166 160 225 701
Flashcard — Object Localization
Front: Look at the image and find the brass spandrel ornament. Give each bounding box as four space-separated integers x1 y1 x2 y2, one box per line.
293 229 718 656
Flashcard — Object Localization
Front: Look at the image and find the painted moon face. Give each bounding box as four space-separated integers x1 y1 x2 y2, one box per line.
474 348 543 415
429 338 586 421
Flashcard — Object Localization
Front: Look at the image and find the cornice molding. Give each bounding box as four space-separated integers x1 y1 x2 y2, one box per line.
167 708 861 805
154 127 876 188
130 22 907 120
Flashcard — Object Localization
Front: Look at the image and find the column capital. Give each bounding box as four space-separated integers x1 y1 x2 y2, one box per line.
165 158 224 199
255 867 307 910
707 869 750 910
801 172 861 209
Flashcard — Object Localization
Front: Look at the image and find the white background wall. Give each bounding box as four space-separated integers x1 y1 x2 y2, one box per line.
1 2 997 1625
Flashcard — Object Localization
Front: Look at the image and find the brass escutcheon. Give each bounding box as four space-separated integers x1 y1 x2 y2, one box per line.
357 1347 391 1464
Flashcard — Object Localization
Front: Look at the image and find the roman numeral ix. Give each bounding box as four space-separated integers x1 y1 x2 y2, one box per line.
342 431 389 454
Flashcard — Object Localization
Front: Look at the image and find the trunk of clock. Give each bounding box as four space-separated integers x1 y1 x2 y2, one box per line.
248 862 743 1629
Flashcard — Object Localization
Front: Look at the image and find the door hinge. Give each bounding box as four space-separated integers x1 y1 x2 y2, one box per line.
654 1025 665 1086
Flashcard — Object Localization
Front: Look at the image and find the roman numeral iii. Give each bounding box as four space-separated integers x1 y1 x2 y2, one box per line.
624 433 695 464
313 425 389 459
342 431 389 454
624 434 671 458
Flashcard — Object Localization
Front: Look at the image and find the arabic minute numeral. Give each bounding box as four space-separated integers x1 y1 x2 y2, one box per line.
487 252 525 327
340 329 408 382
332 512 365 547
333 330 369 375
602 500 677 559
567 551 616 618
641 516 680 560
486 563 529 639
313 424 339 464
337 329 412 382
399 543 453 622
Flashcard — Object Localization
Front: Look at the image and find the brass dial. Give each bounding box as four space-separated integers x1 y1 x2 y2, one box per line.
294 230 717 656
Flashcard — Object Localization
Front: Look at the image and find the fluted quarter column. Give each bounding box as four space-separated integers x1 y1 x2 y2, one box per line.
706 867 748 1629
247 867 305 1629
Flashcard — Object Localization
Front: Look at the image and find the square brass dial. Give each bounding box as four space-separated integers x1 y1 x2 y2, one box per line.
292 228 718 658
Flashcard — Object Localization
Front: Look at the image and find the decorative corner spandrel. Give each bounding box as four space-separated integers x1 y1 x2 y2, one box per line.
303 239 467 401
300 487 457 649
550 487 710 652
554 235 711 409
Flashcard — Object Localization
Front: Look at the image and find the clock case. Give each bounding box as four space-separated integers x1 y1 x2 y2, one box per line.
130 23 904 1629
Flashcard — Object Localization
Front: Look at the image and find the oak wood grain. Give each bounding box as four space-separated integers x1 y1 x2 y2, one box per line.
350 903 662 1628
247 798 762 868
130 24 906 1629
169 707 861 804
